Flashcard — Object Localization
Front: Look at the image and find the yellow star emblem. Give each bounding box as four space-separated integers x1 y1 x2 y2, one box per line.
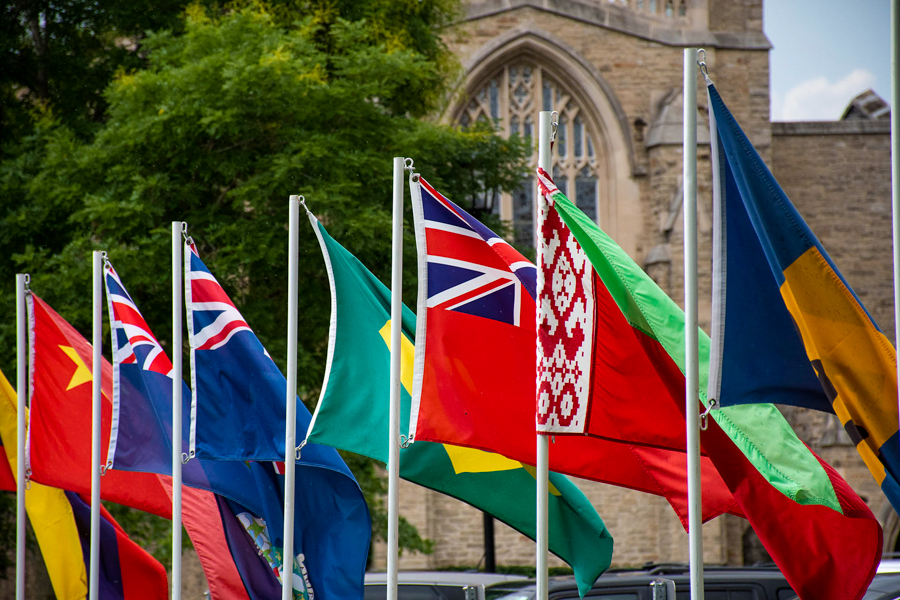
59 345 92 391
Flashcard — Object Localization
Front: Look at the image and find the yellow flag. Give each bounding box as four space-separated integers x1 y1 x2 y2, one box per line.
0 368 88 600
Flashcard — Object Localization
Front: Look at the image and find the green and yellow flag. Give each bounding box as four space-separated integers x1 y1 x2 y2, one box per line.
304 212 613 596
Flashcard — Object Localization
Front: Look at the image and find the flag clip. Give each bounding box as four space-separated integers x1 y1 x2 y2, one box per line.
404 157 419 182
550 111 559 144
399 434 413 448
23 273 30 292
295 439 306 460
182 222 194 247
697 49 710 83
699 398 717 431
181 450 194 464
100 459 112 476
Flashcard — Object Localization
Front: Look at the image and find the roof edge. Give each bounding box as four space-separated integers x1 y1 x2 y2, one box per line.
458 0 772 50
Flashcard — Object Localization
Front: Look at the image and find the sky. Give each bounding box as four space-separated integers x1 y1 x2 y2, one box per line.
765 0 890 121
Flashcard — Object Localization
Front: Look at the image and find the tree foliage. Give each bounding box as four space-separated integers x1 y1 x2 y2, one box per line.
0 1 529 557
0 0 197 141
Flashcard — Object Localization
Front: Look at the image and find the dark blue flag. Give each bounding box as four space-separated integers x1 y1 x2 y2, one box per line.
185 243 298 461
182 242 371 600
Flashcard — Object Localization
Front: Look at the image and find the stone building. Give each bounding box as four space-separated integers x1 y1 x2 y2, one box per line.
371 0 897 570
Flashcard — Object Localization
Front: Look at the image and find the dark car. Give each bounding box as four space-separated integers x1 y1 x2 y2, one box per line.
365 571 530 600
483 565 795 600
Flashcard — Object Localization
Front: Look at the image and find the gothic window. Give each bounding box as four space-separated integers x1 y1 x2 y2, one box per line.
679 0 687 16
576 166 598 222
665 0 674 17
458 62 601 247
649 0 657 13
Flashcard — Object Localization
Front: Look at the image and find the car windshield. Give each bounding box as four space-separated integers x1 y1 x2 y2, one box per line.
485 582 535 600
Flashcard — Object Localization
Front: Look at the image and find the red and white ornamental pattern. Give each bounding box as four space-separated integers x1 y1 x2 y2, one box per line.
536 168 594 434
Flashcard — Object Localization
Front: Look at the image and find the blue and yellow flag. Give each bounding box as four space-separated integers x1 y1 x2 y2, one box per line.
706 82 900 512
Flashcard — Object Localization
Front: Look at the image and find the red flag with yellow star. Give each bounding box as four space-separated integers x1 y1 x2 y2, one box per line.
25 294 174 517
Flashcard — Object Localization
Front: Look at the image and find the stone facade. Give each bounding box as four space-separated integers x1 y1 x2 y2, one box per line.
371 0 898 572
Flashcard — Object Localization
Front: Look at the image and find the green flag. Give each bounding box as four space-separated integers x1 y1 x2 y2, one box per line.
304 212 613 596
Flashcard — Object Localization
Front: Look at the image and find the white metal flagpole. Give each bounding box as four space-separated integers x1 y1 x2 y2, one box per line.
891 0 900 446
90 250 103 600
683 48 705 600
283 196 301 600
15 273 27 600
536 111 552 600
387 156 405 600
172 222 184 600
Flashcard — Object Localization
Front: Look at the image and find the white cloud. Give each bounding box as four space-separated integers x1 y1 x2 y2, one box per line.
778 68 877 121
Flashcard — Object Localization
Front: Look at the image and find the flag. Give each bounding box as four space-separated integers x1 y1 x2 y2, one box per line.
304 212 612 597
66 492 170 600
0 366 167 600
706 82 900 513
186 242 293 461
105 259 360 598
185 240 372 600
405 176 742 526
0 419 15 493
22 293 294 599
103 261 277 516
26 293 175 518
535 168 881 600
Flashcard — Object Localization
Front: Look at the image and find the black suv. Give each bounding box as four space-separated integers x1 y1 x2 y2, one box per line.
483 565 795 600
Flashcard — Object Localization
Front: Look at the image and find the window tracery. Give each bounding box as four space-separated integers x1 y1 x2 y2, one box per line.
458 62 601 247
632 0 687 17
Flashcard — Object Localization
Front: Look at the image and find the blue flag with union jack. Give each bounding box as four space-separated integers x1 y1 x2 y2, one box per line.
184 241 371 600
103 262 277 515
185 242 306 461
108 254 371 600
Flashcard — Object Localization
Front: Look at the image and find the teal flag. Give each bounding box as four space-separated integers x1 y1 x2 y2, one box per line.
304 212 613 596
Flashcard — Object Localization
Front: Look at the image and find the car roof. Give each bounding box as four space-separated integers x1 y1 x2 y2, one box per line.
365 572 530 586
483 567 792 595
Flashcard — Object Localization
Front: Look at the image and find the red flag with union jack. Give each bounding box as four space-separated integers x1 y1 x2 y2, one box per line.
407 175 742 526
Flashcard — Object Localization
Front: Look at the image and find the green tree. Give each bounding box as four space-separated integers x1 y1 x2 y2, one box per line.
0 0 198 142
0 3 529 558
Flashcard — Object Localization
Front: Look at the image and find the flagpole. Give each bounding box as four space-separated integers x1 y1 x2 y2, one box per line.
15 273 27 600
536 111 552 600
683 48 705 600
283 196 300 600
90 250 103 600
388 156 405 600
172 223 184 600
891 0 900 444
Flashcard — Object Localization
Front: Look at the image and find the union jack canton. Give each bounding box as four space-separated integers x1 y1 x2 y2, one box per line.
407 177 537 443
